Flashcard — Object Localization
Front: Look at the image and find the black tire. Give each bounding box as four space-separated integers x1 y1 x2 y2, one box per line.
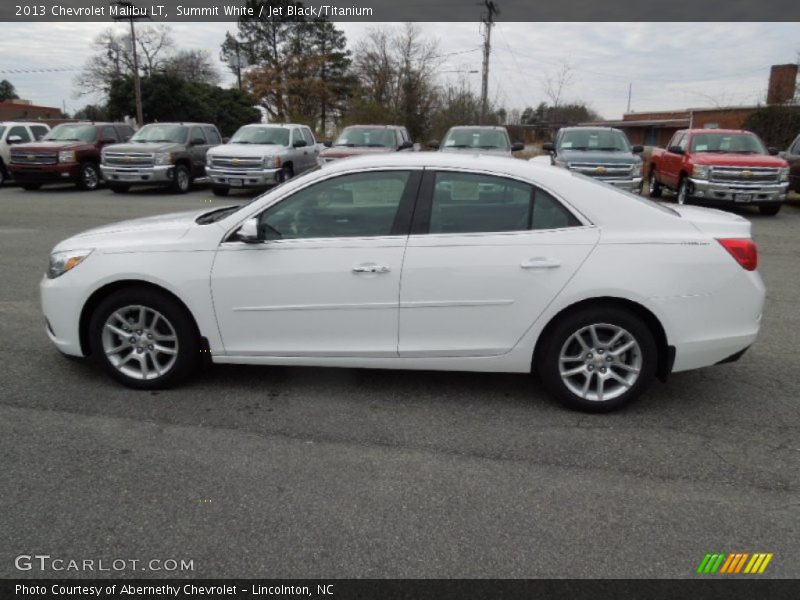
170 164 192 194
22 183 42 191
283 164 294 180
88 287 200 390
212 185 230 197
537 306 658 412
758 203 781 216
676 177 690 205
77 162 101 191
648 168 662 198
109 184 130 194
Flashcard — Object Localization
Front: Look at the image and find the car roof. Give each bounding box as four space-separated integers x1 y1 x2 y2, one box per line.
1 121 50 126
682 129 754 135
561 126 623 133
141 122 215 127
243 123 306 128
447 125 507 131
343 124 404 129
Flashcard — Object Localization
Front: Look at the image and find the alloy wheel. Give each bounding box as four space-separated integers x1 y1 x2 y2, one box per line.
558 323 642 402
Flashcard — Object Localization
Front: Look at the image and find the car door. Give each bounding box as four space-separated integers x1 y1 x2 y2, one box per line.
211 168 421 357
188 126 209 177
398 169 599 357
302 127 319 167
660 132 686 189
290 128 310 173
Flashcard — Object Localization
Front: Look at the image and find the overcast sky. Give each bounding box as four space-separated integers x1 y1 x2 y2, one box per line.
0 22 798 120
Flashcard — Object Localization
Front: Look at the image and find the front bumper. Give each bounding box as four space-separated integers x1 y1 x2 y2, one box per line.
101 164 174 184
9 162 81 183
41 274 85 357
592 177 642 192
688 178 788 203
206 167 282 188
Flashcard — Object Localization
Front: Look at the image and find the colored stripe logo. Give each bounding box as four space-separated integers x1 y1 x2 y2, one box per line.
696 553 773 574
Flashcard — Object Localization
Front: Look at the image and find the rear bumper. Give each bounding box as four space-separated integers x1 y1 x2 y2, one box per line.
9 163 81 183
688 178 788 203
101 164 173 184
206 167 282 188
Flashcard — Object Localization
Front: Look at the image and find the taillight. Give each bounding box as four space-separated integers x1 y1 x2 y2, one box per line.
717 238 758 271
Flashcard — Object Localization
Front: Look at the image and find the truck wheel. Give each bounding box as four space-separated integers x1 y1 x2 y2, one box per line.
212 185 229 197
283 165 294 180
109 184 130 194
676 177 690 205
648 169 662 198
22 183 42 191
77 162 101 191
758 203 781 216
171 165 192 194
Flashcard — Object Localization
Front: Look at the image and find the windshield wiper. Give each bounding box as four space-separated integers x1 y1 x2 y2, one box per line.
365 144 389 147
449 144 472 148
477 145 501 149
598 147 622 151
563 146 588 151
196 205 242 224
334 143 355 147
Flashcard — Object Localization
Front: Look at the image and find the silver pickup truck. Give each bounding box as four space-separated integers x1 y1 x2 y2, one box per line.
205 123 321 196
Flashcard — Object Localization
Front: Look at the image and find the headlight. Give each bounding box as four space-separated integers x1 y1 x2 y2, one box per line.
206 153 214 167
692 165 710 179
631 163 643 177
779 167 789 182
154 152 174 166
47 249 93 279
58 151 76 164
263 156 281 168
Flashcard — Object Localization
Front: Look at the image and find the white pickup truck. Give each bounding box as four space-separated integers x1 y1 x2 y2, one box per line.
205 123 322 196
0 121 51 186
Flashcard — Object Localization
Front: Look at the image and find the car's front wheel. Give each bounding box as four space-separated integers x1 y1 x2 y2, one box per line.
170 164 192 194
677 177 690 205
648 168 662 198
77 162 101 191
212 185 230 197
758 203 781 216
89 288 200 389
537 306 658 412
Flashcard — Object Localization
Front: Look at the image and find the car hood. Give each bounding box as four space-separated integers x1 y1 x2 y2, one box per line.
105 142 183 153
11 140 90 152
440 147 512 156
691 153 788 167
52 207 222 252
320 146 395 159
209 143 290 158
557 149 641 164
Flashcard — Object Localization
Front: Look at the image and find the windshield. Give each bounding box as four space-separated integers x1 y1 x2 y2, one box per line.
443 128 510 150
44 124 97 143
690 133 766 154
130 124 188 144
559 130 630 152
230 126 290 146
334 127 396 148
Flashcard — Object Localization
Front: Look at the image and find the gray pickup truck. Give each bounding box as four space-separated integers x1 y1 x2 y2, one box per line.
205 123 321 196
541 127 644 192
430 126 524 156
100 122 222 194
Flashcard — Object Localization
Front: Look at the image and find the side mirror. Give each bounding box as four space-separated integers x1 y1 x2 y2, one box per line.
398 140 413 150
222 137 230 144
767 147 779 156
292 139 307 148
322 140 333 148
778 150 788 159
6 135 23 145
428 139 440 150
190 138 206 146
236 218 262 244
511 142 524 152
632 145 644 154
668 145 684 155
542 142 555 153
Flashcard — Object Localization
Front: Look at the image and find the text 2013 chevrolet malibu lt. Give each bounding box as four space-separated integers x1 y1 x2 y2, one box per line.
42 153 764 411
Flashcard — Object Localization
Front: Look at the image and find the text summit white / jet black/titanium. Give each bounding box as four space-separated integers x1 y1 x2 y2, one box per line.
41 153 764 412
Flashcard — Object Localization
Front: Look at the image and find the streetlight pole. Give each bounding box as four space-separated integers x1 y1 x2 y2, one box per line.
479 1 498 125
111 1 147 126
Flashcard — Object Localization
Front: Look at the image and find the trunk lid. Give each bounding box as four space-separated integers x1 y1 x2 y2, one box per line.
670 204 752 238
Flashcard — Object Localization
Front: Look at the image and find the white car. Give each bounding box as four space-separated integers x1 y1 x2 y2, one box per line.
41 153 765 411
0 121 51 185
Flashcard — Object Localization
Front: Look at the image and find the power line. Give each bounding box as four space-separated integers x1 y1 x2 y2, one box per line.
0 67 80 74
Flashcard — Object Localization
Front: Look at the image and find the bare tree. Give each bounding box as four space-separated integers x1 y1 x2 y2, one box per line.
542 63 574 125
163 49 220 86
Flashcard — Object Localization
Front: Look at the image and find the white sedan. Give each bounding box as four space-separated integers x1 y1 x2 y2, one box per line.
42 153 765 411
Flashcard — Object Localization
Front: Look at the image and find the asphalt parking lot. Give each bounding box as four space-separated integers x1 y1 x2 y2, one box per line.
1 182 799 579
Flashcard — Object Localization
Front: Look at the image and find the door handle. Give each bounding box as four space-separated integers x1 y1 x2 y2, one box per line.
352 264 390 274
521 258 561 269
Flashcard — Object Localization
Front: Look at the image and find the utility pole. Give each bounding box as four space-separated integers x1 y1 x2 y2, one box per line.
626 82 632 113
111 1 148 126
479 0 498 125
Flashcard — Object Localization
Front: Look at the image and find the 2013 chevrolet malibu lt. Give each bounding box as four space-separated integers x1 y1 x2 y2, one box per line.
41 153 765 411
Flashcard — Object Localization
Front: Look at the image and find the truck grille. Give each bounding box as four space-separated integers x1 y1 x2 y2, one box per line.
103 152 154 167
211 156 263 170
10 152 57 165
568 162 633 179
709 167 780 184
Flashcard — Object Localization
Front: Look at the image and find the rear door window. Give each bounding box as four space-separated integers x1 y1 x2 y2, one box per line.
30 125 49 140
205 127 222 145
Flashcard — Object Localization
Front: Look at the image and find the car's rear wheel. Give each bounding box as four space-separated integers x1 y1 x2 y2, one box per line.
537 306 657 412
77 162 101 191
648 168 662 198
758 203 781 216
89 288 200 389
109 184 130 194
170 164 192 194
212 185 229 197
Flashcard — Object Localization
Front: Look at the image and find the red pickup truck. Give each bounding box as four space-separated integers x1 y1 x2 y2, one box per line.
648 129 789 216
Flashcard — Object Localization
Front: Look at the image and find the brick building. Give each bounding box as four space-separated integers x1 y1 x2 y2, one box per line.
0 99 64 121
